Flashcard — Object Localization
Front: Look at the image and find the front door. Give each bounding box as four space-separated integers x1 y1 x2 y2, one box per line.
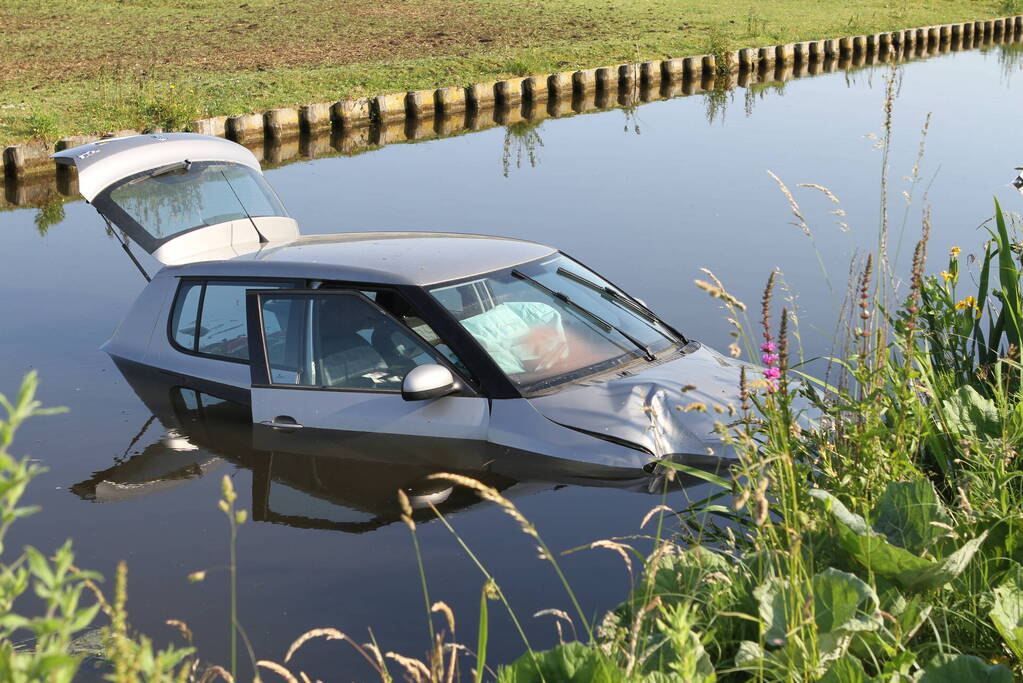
246 289 489 452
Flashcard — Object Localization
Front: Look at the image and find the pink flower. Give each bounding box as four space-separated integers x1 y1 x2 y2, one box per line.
764 380 779 393
763 366 781 380
762 353 778 366
760 342 777 353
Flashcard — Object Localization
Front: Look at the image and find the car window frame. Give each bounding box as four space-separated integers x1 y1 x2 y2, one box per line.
316 283 481 391
167 277 303 365
246 288 480 397
92 161 289 254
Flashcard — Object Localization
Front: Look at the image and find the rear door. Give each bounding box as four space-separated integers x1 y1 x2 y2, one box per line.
245 289 489 447
51 133 298 264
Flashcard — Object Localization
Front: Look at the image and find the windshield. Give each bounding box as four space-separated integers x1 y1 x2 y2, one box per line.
93 161 288 253
429 255 680 392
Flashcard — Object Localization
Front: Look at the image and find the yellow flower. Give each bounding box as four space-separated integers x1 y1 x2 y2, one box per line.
169 84 175 89
939 271 953 282
950 246 961 258
954 295 977 311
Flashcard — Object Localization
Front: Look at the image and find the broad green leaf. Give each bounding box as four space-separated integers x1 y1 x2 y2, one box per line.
897 531 988 592
811 569 881 636
872 481 950 555
989 562 1023 661
754 568 880 661
153 645 195 671
67 603 101 634
30 653 80 677
992 198 1022 350
918 653 1013 682
894 596 932 643
813 490 932 576
23 547 55 588
497 642 621 683
639 672 687 683
733 640 764 667
632 546 733 611
940 385 1002 441
0 615 29 631
809 489 871 535
819 655 868 683
754 578 788 647
812 489 985 591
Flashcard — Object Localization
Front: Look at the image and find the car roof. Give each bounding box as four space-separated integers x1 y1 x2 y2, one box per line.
161 231 558 286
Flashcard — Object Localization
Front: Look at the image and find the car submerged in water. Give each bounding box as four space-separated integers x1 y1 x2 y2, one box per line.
54 133 754 479
72 361 713 529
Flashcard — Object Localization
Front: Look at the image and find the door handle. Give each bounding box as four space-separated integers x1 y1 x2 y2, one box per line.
262 418 304 431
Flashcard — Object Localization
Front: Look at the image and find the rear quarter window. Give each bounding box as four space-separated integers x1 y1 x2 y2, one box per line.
170 280 292 362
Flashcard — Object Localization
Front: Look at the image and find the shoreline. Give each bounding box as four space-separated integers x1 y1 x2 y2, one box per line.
3 15 1021 202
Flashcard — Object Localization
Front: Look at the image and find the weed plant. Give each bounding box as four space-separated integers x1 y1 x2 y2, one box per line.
0 373 219 682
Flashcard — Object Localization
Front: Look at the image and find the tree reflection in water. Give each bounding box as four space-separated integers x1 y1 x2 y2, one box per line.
502 120 544 177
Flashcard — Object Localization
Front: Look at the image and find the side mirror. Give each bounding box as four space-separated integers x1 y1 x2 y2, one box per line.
402 364 457 401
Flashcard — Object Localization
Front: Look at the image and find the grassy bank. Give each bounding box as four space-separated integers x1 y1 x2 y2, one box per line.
0 0 1017 147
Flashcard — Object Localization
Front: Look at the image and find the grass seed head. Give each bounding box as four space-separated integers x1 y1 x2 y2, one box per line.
426 473 536 538
397 488 416 531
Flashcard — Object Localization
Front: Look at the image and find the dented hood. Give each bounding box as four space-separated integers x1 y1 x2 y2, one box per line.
528 345 750 460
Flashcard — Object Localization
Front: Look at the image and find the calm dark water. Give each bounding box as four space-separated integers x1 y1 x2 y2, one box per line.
1 42 1022 680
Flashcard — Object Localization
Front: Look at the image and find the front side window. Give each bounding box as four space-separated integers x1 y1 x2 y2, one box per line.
256 291 446 391
428 255 681 392
357 289 473 381
171 280 291 361
95 161 288 253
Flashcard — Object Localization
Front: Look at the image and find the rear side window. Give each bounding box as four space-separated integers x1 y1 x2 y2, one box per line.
170 280 291 361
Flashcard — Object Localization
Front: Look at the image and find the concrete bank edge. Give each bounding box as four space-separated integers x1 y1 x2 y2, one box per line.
3 15 1022 180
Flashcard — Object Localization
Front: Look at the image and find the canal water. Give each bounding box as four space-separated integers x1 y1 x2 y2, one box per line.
1 41 1021 679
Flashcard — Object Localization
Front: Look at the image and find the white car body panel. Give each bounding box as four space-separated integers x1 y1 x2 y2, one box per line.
152 216 300 266
527 346 747 460
51 133 263 201
487 398 653 469
249 389 489 440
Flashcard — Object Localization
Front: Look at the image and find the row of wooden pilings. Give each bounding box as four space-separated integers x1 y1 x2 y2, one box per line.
3 14 1022 187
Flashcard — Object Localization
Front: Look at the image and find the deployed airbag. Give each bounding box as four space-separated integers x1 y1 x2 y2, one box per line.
460 302 567 374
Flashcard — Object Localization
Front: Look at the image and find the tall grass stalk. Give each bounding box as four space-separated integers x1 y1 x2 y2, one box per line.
217 475 247 680
424 501 537 663
426 473 594 643
398 490 437 650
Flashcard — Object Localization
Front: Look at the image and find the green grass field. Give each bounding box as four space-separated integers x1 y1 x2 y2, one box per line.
0 0 1016 147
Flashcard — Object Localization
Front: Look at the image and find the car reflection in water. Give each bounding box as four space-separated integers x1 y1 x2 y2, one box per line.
72 360 709 533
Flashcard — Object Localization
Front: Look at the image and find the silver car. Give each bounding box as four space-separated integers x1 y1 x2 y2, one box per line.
54 133 751 477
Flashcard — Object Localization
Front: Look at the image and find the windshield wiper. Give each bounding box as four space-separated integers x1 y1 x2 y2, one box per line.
511 270 656 361
556 267 688 344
